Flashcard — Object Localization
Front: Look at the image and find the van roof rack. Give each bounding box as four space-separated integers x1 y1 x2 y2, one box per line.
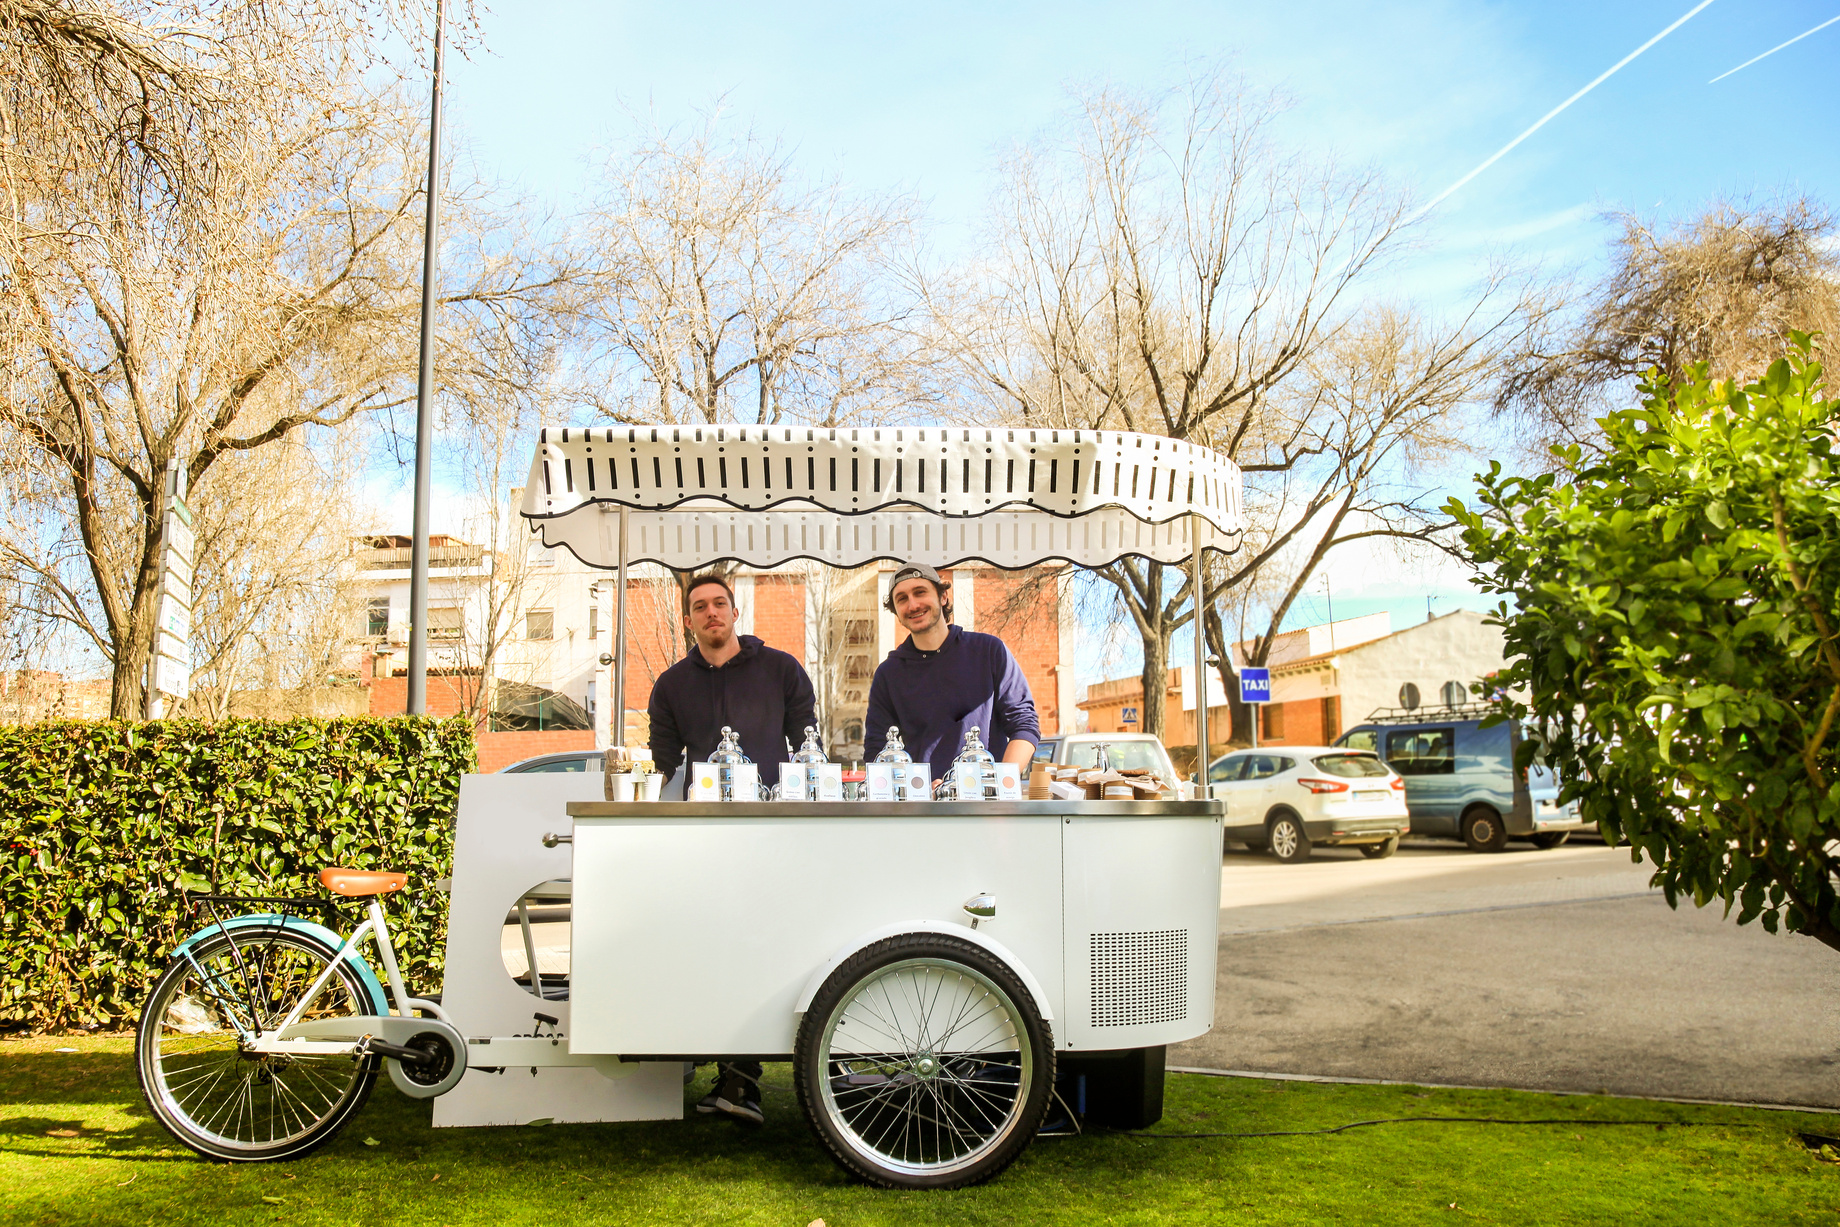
1358 702 1500 725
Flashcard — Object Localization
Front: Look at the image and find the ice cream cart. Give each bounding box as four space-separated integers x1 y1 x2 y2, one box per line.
135 424 1244 1189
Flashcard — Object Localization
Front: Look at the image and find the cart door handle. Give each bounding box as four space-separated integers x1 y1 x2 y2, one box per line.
541 832 572 848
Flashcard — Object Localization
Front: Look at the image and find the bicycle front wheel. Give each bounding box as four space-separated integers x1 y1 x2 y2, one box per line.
136 924 381 1162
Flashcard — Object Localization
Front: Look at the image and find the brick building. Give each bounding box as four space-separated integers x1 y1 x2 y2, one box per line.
1077 609 1508 752
348 516 1071 767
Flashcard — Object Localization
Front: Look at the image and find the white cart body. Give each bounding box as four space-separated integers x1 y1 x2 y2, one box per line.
434 423 1244 1130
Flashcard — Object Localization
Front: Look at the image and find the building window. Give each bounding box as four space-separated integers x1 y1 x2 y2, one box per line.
1440 680 1467 707
1398 682 1421 710
1261 703 1286 740
526 610 554 641
844 618 873 645
845 654 872 680
427 606 463 641
588 605 599 638
1320 695 1341 741
366 599 390 637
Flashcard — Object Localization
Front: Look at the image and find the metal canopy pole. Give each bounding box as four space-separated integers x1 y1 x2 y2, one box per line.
405 0 446 716
1191 514 1209 799
614 506 629 748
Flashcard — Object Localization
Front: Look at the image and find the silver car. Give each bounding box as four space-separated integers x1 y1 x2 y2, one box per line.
1207 745 1410 863
1033 732 1179 791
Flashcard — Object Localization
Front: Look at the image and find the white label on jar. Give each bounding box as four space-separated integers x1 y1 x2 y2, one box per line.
814 763 843 801
904 765 931 800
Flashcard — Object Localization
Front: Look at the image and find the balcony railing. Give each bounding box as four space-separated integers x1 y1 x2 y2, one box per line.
361 545 485 570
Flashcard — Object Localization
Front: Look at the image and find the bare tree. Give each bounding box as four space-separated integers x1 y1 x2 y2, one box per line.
928 70 1521 739
0 9 571 716
1497 196 1840 459
573 112 939 427
178 434 366 718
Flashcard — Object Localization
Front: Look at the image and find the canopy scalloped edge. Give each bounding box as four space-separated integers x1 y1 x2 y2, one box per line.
528 504 1243 572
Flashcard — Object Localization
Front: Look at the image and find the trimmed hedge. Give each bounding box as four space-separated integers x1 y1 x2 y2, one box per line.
0 716 475 1030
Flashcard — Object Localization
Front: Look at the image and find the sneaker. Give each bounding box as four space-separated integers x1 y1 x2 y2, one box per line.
695 1065 764 1124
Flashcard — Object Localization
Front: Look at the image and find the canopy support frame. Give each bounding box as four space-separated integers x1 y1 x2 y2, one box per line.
1191 514 1209 799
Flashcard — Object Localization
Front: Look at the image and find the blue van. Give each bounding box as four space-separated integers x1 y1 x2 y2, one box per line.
1334 706 1592 852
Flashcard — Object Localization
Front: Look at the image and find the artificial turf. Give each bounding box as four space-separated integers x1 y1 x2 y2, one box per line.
0 1035 1834 1225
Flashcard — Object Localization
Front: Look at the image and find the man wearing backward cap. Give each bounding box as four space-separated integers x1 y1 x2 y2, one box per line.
863 563 1040 781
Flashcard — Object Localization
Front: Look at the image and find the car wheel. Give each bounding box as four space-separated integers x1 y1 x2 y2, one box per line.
1358 836 1399 860
1530 832 1569 850
1461 806 1508 853
1267 813 1311 863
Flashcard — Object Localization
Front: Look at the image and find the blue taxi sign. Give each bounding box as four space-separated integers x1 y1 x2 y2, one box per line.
1239 667 1271 703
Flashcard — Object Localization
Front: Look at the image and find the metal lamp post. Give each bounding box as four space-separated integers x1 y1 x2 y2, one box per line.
406 0 446 715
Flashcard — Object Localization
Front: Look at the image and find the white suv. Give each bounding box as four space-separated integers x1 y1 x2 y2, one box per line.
1206 746 1409 863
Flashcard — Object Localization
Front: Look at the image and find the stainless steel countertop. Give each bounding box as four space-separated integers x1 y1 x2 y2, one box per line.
565 799 1225 818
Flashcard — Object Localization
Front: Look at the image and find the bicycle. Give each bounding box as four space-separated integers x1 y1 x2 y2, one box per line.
135 867 468 1162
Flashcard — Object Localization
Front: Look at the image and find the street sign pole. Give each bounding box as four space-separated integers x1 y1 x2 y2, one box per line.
145 460 194 719
1238 667 1272 751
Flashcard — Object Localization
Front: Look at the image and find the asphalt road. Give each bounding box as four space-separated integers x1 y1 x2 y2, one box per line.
1170 837 1840 1109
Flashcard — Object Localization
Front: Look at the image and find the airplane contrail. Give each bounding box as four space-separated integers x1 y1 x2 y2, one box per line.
1710 14 1840 82
1409 0 1717 223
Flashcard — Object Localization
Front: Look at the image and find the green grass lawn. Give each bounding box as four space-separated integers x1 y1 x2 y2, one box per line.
1 1035 1834 1225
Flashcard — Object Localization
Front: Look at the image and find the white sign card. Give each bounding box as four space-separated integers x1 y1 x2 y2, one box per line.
687 762 720 801
812 763 842 802
865 763 896 801
902 765 931 801
953 762 985 799
152 654 191 698
993 763 1022 800
778 762 809 802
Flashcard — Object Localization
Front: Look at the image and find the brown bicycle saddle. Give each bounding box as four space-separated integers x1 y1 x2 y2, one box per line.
318 867 408 897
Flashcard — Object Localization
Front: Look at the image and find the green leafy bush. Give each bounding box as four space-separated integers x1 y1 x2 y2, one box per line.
1451 341 1840 953
0 716 474 1029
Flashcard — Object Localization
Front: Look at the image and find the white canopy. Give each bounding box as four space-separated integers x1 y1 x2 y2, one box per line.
521 424 1243 571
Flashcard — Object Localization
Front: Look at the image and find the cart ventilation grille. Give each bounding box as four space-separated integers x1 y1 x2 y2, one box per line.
1090 929 1187 1028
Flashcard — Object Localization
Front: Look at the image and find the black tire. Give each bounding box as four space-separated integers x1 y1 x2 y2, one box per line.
794 933 1053 1189
1461 807 1509 853
1267 813 1311 863
1530 832 1570 850
1358 836 1400 860
137 925 381 1162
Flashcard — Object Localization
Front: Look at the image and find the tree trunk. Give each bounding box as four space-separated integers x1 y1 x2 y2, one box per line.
1202 603 1253 747
1140 630 1168 741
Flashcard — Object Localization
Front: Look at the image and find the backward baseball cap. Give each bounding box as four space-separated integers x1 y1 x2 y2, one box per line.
885 562 949 609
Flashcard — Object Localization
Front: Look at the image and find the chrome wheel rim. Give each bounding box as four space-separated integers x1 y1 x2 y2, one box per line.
1271 821 1298 858
818 957 1032 1178
145 935 368 1152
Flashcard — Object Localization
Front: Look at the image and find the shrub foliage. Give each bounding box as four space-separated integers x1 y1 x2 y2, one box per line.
1452 341 1840 953
0 716 474 1029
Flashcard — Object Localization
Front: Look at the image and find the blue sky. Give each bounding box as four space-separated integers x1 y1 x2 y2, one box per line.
388 0 1837 676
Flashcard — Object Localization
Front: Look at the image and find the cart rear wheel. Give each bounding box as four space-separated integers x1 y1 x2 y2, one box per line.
794 934 1053 1189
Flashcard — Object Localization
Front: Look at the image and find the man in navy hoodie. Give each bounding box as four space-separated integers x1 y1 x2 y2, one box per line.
864 563 1040 780
647 571 815 1126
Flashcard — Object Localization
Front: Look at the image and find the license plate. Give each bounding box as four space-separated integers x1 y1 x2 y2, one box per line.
1355 790 1387 802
